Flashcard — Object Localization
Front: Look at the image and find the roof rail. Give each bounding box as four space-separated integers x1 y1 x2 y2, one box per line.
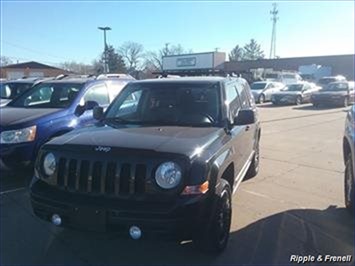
96 73 135 80
55 74 96 80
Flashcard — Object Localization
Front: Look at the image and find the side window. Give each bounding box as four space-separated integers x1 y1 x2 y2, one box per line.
25 86 53 106
303 84 311 91
117 90 143 116
236 83 250 108
83 84 110 105
225 82 238 103
225 82 241 118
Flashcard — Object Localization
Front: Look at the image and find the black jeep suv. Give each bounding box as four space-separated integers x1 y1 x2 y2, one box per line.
30 77 261 252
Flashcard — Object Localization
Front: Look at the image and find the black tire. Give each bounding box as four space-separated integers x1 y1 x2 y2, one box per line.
193 182 232 253
344 157 354 215
246 139 260 179
343 97 349 107
258 94 265 104
296 96 303 105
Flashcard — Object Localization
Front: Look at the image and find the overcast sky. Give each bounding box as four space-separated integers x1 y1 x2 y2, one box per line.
1 0 354 65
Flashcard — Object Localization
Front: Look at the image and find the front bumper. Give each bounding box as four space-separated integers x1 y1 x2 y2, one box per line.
311 96 345 106
30 179 214 240
0 142 35 169
272 96 297 104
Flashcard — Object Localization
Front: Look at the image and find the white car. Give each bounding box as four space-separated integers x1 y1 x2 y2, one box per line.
250 81 284 103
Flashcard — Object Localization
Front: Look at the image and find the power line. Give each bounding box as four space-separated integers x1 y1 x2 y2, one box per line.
2 40 73 61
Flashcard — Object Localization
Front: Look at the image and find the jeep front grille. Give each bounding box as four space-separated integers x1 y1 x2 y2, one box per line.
55 158 148 196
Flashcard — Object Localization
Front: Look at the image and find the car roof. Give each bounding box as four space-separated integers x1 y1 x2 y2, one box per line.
132 76 232 85
5 78 38 84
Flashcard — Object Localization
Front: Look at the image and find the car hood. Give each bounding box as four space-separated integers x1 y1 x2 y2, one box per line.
0 107 63 127
0 99 11 107
48 124 224 158
313 91 347 96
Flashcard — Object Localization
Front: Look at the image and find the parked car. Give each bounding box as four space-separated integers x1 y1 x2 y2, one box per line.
30 76 261 252
250 81 284 103
343 106 354 215
265 72 302 85
271 82 320 105
0 77 40 107
317 75 346 89
0 76 131 170
311 81 354 107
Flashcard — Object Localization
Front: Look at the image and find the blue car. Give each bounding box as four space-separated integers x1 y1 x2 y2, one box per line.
0 76 131 170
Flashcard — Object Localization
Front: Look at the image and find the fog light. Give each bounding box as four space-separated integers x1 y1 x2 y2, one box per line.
129 225 142 240
51 214 62 226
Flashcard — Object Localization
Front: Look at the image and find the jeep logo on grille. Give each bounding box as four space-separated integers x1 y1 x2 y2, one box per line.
94 146 111 152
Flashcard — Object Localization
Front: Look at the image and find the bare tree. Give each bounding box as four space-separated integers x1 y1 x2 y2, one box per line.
59 61 93 74
229 45 244 61
0 56 13 67
118 42 144 73
146 43 192 71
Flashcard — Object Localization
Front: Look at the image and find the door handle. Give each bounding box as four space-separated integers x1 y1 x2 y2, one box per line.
245 125 250 131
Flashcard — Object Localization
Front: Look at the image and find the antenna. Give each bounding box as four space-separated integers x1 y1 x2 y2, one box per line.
269 3 279 59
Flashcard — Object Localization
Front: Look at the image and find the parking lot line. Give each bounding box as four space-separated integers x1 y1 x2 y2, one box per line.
261 109 346 123
0 187 26 195
242 189 271 199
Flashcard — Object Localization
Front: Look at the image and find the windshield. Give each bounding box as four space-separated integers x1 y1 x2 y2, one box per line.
318 78 336 85
251 83 267 90
322 83 348 91
265 73 278 79
284 84 303 91
0 82 33 99
9 82 83 108
105 82 221 127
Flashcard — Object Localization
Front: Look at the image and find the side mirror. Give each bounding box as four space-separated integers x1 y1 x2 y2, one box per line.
85 100 99 110
234 109 255 126
74 100 99 117
93 106 104 120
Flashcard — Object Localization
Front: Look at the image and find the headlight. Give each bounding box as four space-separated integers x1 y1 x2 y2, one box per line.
155 161 182 189
0 125 36 144
43 153 56 176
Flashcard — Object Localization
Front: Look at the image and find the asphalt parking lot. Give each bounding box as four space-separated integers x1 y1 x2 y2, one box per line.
1 103 354 265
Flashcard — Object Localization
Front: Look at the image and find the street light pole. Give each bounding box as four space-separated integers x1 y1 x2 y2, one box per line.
98 26 111 74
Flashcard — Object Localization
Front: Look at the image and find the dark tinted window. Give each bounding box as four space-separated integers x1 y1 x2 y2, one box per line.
9 83 82 108
0 82 33 99
106 82 221 126
323 83 349 91
319 78 336 85
251 83 267 90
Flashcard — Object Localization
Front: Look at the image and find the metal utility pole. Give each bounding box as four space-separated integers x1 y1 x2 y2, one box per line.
98 26 111 73
269 3 279 59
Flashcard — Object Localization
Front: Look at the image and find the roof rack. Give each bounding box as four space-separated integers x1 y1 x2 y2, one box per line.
54 74 96 80
96 73 135 80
